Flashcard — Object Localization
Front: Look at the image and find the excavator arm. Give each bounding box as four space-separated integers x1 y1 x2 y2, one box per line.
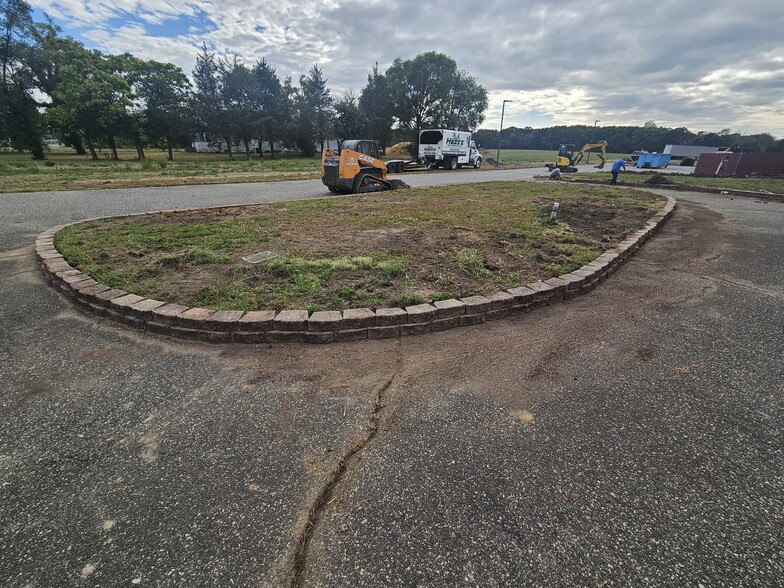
572 141 608 168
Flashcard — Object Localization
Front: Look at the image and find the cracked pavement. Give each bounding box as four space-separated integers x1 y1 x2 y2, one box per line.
1 172 782 587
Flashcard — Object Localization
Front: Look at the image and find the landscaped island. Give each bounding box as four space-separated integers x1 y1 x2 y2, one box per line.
55 182 666 312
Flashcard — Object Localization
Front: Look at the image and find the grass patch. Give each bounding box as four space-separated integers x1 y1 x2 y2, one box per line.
574 171 784 194
55 182 666 310
483 149 630 167
1 147 638 193
0 148 322 193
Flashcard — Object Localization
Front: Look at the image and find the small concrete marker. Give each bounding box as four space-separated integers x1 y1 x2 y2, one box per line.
242 251 279 264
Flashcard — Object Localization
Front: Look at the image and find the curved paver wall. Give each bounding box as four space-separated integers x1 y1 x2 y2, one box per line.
35 196 676 344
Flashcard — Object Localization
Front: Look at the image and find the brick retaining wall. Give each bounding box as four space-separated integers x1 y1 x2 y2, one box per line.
36 196 676 344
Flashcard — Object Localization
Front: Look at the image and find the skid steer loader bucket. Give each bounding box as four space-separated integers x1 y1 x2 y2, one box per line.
389 179 411 190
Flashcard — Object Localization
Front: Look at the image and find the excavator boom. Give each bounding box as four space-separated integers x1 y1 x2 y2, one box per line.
572 141 608 168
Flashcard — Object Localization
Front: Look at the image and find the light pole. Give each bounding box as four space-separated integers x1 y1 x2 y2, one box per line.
495 99 512 167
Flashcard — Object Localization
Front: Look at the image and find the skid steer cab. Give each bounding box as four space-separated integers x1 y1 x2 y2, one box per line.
321 139 409 194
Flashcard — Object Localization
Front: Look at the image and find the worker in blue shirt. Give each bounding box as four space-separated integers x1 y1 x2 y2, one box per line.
611 158 626 184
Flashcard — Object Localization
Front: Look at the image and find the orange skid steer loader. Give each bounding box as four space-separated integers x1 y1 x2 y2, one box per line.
321 139 409 194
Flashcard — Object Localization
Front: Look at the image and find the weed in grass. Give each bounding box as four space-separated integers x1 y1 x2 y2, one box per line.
263 254 406 284
291 272 323 297
388 293 426 307
191 248 232 265
432 291 457 301
374 257 407 278
91 267 157 290
456 248 490 278
331 286 362 303
148 247 231 268
359 294 382 308
318 257 358 272
185 281 257 311
141 158 156 171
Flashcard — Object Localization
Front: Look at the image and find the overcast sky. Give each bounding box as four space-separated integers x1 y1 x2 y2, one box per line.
29 0 784 137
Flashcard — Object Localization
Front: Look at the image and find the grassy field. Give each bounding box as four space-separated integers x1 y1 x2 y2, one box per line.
0 148 323 193
572 171 784 194
0 147 629 193
7 147 779 195
55 182 665 312
482 149 629 166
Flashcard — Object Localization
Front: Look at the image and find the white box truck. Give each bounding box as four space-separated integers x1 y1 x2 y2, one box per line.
385 129 482 173
419 129 481 170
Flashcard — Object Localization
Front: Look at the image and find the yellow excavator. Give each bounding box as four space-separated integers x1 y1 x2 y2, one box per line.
546 141 608 173
321 139 409 193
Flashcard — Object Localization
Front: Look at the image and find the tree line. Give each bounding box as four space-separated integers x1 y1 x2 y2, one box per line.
4 0 781 161
1 0 488 160
474 121 784 155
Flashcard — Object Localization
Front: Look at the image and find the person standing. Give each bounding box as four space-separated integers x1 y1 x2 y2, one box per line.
611 158 626 184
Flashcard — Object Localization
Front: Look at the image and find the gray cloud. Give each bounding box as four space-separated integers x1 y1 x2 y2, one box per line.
29 0 784 136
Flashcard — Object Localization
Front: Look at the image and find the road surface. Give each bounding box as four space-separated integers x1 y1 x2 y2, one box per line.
0 169 781 587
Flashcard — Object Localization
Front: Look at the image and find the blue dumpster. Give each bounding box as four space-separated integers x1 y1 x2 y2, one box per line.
636 153 671 168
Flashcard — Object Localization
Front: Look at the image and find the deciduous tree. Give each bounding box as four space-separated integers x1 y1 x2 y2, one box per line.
132 59 191 161
385 52 487 153
1 0 45 158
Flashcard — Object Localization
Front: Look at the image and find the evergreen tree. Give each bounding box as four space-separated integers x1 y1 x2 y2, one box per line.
220 57 258 159
358 63 393 149
334 90 364 141
299 64 332 153
252 58 289 158
192 44 232 158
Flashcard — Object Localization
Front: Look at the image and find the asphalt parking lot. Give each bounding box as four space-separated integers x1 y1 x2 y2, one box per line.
1 171 781 587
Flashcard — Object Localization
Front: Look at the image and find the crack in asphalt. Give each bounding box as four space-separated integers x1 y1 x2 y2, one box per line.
708 274 784 300
290 370 399 588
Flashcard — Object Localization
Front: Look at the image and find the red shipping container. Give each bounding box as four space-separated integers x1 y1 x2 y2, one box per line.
695 152 784 176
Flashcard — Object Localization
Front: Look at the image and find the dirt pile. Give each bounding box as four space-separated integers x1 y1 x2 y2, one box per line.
386 142 411 156
644 173 675 185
